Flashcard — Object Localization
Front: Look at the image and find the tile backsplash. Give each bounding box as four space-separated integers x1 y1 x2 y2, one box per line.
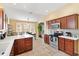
48 29 79 38
60 29 79 34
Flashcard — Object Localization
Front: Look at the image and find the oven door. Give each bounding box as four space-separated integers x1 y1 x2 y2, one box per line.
49 36 58 48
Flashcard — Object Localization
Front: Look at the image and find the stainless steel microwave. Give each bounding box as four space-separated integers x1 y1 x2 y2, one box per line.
51 23 60 29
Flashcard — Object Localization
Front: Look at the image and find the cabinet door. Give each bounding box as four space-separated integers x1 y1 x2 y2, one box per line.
44 35 49 44
60 17 67 29
24 38 32 51
10 45 14 56
66 14 78 29
65 39 74 55
78 15 79 29
14 39 25 55
0 9 4 29
46 21 51 29
55 19 60 23
58 37 65 51
51 20 55 24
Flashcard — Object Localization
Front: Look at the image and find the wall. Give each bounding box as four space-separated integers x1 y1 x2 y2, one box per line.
0 4 3 8
9 19 38 35
43 4 79 54
0 3 7 33
44 3 79 34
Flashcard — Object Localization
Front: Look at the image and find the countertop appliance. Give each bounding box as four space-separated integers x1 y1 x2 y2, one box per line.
65 32 72 37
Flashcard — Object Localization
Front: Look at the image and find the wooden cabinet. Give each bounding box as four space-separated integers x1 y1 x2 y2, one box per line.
46 21 51 29
78 16 79 29
60 17 67 29
13 37 32 56
0 9 4 29
51 20 55 24
65 39 74 56
10 45 14 56
58 37 75 56
44 35 49 44
55 19 60 23
24 38 32 51
14 39 25 55
46 14 79 29
66 14 78 29
58 37 65 51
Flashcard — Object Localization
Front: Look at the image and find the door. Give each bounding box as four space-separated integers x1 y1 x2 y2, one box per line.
66 14 78 29
47 21 51 29
55 19 60 23
24 38 32 51
65 39 74 55
58 37 65 51
14 39 25 55
51 20 55 24
44 35 49 44
0 9 4 29
60 17 67 29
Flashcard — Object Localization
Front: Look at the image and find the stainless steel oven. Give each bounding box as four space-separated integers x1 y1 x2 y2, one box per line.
49 32 63 49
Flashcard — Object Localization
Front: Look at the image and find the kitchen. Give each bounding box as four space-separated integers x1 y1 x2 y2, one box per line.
44 4 79 56
44 14 79 56
0 3 79 56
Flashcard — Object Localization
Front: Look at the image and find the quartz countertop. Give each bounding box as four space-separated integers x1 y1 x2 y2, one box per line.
59 36 79 40
0 34 33 56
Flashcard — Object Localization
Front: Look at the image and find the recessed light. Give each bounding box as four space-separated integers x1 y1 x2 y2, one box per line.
45 10 48 12
13 3 16 5
24 6 26 8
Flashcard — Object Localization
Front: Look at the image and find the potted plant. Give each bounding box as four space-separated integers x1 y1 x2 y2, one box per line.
38 24 42 38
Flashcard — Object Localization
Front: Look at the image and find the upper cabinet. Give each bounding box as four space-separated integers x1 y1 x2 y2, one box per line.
0 9 4 30
66 14 78 29
55 19 60 23
60 17 67 29
46 14 79 29
51 20 55 24
46 21 51 29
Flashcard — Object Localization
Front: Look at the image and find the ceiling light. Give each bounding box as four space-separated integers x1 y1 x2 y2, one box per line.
13 3 16 5
24 6 26 8
45 10 48 12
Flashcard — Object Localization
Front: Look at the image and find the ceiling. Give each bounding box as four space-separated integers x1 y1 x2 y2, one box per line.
2 3 66 22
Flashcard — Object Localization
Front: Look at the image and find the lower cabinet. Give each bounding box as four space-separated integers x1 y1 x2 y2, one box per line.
10 37 33 56
65 39 74 56
14 39 25 55
10 45 14 56
44 35 50 44
58 37 65 51
58 37 75 56
24 38 32 51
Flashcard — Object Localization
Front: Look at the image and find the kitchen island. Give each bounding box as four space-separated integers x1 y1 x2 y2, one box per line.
0 34 33 56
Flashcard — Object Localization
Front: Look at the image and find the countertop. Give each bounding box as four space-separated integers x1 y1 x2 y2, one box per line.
59 36 79 40
0 34 33 56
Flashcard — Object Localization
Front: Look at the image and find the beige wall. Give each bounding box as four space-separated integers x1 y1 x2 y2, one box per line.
44 3 79 34
44 4 79 21
0 4 3 8
9 19 38 34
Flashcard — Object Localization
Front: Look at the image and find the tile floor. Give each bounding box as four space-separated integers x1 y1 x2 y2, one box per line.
17 38 69 56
